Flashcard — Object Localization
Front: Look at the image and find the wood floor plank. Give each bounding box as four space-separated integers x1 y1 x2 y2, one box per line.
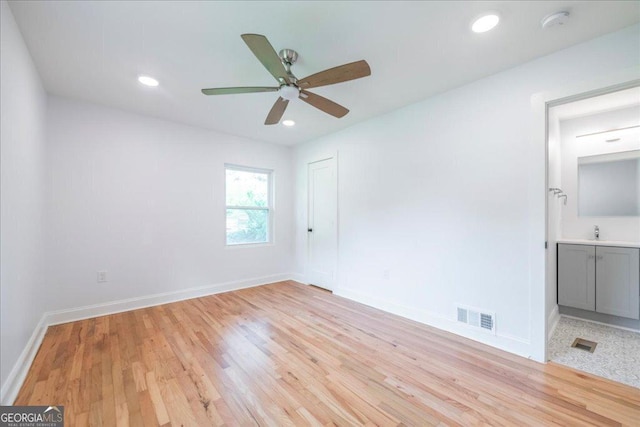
14 281 640 426
145 372 170 425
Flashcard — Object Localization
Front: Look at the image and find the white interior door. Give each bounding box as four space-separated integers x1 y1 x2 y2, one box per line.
307 158 337 290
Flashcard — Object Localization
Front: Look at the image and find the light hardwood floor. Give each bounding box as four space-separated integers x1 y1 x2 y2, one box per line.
15 281 640 426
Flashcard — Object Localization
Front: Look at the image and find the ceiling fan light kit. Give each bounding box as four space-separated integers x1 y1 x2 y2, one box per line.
279 84 300 101
201 34 371 125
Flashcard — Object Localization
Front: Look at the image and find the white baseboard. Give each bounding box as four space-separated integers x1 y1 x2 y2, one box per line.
334 287 532 359
0 273 294 405
560 314 640 334
0 316 49 405
547 305 560 342
46 273 291 326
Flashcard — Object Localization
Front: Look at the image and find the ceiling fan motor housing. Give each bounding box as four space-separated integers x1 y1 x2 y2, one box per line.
279 49 298 65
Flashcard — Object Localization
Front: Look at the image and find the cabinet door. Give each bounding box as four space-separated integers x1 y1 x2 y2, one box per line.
558 244 596 311
596 246 640 320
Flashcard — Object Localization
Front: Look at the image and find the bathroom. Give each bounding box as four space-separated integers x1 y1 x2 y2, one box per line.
546 86 640 387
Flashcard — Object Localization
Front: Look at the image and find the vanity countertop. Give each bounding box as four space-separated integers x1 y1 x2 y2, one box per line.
557 239 640 249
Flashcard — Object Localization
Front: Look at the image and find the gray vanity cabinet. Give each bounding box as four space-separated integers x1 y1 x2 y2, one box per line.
558 244 640 320
558 244 596 311
595 246 640 319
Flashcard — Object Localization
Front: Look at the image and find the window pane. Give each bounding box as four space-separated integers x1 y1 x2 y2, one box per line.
226 208 268 245
225 169 269 207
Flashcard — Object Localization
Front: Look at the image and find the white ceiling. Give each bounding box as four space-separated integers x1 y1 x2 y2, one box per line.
8 1 640 145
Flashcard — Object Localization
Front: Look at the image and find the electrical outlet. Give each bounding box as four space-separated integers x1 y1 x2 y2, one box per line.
97 271 107 283
383 270 390 280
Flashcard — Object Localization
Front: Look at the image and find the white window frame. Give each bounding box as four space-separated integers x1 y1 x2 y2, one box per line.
224 164 273 246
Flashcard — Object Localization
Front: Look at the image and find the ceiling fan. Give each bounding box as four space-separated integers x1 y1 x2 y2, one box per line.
201 34 371 125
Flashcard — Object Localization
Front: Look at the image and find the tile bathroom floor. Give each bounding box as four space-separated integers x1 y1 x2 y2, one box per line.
548 316 640 388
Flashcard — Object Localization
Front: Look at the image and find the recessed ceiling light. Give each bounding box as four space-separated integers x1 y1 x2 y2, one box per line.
138 75 159 87
282 119 295 127
472 13 500 33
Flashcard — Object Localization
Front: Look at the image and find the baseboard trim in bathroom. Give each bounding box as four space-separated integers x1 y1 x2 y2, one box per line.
571 338 597 353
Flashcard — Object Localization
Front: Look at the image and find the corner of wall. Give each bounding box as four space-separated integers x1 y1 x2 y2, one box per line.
1 0 49 399
0 316 48 405
547 305 560 344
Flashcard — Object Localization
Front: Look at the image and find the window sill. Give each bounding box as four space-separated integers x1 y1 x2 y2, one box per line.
225 242 274 249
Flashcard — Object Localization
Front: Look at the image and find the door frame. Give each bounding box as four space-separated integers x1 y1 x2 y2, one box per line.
306 154 339 291
532 66 640 362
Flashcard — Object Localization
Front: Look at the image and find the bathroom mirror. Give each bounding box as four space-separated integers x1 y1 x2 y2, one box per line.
578 150 640 216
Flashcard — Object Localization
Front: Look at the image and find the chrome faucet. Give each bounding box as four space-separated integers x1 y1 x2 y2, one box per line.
594 225 600 240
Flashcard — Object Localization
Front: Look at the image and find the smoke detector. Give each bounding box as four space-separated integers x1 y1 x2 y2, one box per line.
541 11 570 29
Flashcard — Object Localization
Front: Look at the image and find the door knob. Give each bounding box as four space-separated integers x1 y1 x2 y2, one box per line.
307 228 313 232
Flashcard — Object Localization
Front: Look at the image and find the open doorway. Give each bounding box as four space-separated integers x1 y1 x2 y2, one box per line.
545 84 640 387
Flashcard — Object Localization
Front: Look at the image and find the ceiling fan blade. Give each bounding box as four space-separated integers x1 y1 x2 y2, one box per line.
241 34 291 85
201 87 279 96
299 90 349 118
298 60 371 89
265 97 289 125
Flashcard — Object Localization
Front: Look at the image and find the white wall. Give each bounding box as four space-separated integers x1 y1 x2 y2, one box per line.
560 106 640 241
0 0 47 397
45 96 294 312
294 24 640 360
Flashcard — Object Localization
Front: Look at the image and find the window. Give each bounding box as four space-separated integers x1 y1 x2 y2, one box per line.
225 165 272 245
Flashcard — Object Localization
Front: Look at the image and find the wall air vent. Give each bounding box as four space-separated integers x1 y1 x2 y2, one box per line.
456 305 496 334
480 313 494 331
457 307 467 323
